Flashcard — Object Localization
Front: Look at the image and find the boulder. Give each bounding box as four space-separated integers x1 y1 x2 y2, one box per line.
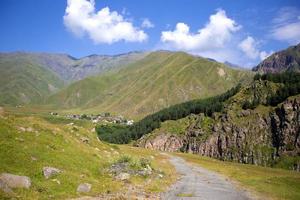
77 183 92 193
42 167 61 179
0 179 14 194
80 137 89 144
116 172 130 181
0 173 31 189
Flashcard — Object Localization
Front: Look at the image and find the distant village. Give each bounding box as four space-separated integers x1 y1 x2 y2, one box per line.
50 112 134 126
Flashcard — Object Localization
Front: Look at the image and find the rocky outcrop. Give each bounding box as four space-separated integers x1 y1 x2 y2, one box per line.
186 113 275 166
270 98 300 156
253 43 300 73
187 97 299 168
138 133 183 152
139 96 300 170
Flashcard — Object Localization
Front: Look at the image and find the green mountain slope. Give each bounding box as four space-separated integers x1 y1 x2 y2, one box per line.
0 51 149 82
0 55 64 105
0 51 148 106
48 51 253 118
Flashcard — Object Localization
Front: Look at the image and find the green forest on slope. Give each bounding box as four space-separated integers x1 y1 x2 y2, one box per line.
96 84 241 144
96 72 300 144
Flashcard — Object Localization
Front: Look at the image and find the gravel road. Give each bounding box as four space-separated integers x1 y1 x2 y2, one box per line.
161 155 254 200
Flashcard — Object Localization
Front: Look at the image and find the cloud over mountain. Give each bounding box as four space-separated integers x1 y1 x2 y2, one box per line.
160 9 240 51
64 0 147 44
238 36 272 61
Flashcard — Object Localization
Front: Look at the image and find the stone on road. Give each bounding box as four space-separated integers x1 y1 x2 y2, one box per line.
161 155 253 200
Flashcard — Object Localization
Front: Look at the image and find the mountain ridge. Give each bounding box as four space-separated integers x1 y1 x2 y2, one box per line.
47 51 253 119
253 43 300 73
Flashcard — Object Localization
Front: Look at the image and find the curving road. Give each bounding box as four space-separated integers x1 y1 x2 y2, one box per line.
161 155 254 200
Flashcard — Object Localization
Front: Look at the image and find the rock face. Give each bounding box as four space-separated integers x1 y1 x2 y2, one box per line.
253 43 300 73
42 167 61 179
138 133 183 152
77 183 92 193
187 97 299 168
139 95 300 170
0 173 31 189
270 98 300 157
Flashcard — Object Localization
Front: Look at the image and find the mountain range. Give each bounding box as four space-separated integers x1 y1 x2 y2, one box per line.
47 51 252 118
0 51 148 105
1 43 300 118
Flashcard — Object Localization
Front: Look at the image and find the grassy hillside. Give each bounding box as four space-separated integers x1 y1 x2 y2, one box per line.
0 51 148 106
0 51 148 83
0 109 176 199
48 51 253 119
0 55 64 106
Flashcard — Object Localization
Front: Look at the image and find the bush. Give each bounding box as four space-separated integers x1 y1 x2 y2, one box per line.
113 155 151 171
115 155 132 164
139 158 151 168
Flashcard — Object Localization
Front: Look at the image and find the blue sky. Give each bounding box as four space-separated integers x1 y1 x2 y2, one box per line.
0 0 300 67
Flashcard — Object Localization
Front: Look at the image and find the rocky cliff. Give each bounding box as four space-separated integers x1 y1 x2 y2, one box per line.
253 43 300 73
137 81 300 170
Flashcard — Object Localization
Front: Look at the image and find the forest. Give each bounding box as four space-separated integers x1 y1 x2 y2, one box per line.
254 72 300 106
96 84 241 144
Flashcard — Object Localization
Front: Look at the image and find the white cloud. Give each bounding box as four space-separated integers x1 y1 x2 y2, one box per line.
238 36 272 61
141 18 154 28
158 9 274 67
271 7 300 44
160 9 240 51
259 51 273 61
63 0 147 44
271 22 300 44
238 36 259 59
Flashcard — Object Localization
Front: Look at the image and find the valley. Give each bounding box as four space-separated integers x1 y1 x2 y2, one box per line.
1 44 300 199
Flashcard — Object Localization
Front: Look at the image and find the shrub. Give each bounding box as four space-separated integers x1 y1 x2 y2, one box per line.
115 155 132 164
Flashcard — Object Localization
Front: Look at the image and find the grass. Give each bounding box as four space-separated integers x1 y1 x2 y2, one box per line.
175 152 300 200
0 111 177 199
176 193 194 197
150 117 193 136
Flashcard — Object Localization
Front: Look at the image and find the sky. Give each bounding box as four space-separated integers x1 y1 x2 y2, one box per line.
0 0 300 67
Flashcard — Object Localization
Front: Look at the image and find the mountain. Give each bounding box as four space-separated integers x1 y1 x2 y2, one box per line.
253 43 300 73
48 51 253 119
0 54 64 105
0 51 149 82
0 51 148 105
224 61 244 70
